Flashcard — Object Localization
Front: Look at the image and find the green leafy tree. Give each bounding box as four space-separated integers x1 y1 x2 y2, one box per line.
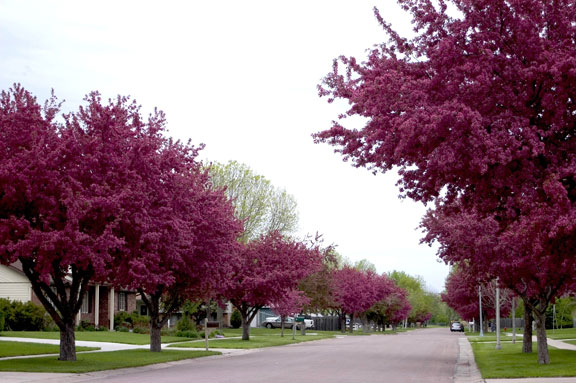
209 161 298 243
353 259 377 273
388 271 434 325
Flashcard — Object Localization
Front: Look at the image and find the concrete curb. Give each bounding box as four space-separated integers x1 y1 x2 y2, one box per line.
454 337 485 383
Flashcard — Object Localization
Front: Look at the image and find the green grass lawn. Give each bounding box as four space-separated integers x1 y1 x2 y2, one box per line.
466 328 576 341
169 333 335 349
471 341 576 378
0 349 219 373
545 328 576 340
0 341 98 357
0 331 192 345
467 333 518 342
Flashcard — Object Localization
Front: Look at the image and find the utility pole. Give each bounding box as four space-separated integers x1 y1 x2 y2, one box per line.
479 285 484 337
496 284 501 350
512 297 516 344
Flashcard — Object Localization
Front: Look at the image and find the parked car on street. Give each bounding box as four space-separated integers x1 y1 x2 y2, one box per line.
450 322 465 332
262 316 313 329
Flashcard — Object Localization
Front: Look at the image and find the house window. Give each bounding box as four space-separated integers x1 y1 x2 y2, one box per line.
118 292 127 312
140 305 148 316
81 292 91 314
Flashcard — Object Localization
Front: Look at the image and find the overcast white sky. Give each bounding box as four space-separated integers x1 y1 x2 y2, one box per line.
0 0 450 292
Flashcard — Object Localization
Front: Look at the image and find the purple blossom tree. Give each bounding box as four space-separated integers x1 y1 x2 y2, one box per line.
271 290 310 337
218 232 322 340
314 0 576 364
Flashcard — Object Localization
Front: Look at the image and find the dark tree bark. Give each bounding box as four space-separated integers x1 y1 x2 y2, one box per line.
150 324 162 352
59 321 76 361
349 313 354 334
533 300 550 364
20 258 93 361
139 288 182 352
241 316 251 340
339 312 346 334
522 304 533 353
234 302 259 341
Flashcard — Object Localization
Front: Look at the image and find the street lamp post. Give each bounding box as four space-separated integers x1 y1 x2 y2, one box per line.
512 297 516 344
479 285 484 337
496 285 501 350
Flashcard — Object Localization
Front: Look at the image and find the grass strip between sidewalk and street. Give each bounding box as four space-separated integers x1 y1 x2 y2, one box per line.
0 349 220 373
545 328 576 340
471 341 576 379
467 334 517 342
0 331 193 345
169 334 335 349
0 341 99 357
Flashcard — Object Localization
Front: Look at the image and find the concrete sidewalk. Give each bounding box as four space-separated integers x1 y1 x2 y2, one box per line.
454 337 484 383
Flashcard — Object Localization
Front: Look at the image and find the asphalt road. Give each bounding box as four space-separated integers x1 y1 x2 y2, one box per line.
64 328 461 383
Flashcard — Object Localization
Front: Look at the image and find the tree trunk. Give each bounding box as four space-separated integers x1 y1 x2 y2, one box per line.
281 316 285 337
339 313 346 334
349 313 354 334
59 321 77 361
216 305 224 328
241 317 251 340
233 303 258 341
523 305 533 353
533 303 550 364
139 289 182 353
20 259 93 362
362 317 369 333
150 323 162 352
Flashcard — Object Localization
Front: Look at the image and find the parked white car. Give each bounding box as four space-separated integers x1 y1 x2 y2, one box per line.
450 322 465 332
262 316 313 329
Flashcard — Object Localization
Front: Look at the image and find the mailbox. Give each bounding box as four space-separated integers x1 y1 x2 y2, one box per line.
206 321 220 328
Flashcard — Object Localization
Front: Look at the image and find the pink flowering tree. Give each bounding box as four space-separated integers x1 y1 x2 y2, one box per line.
87 97 242 352
271 290 310 337
442 269 485 324
442 267 513 335
367 276 411 331
384 287 412 329
219 232 322 340
331 267 381 333
0 87 172 360
428 214 537 348
0 86 88 361
298 246 339 314
313 0 576 364
0 86 241 357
